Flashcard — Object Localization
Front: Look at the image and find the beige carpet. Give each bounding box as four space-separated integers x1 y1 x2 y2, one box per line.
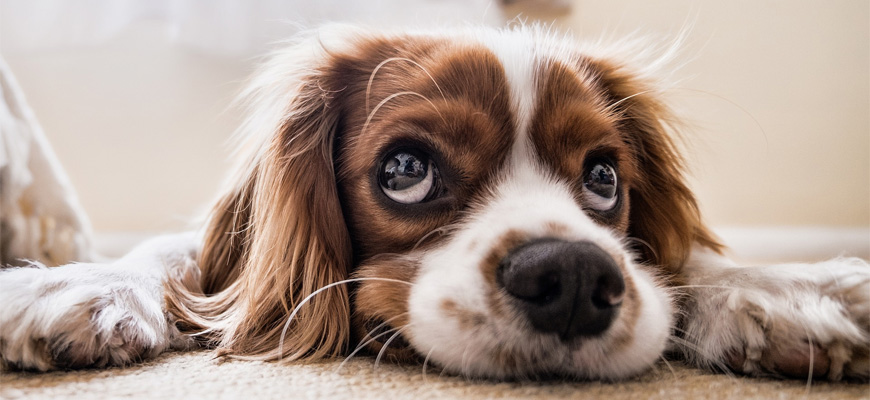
1 350 867 399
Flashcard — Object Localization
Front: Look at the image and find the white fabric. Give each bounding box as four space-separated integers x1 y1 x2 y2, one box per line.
0 56 94 266
0 0 510 56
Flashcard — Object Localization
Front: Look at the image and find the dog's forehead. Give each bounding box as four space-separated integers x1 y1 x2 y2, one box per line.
339 32 619 168
472 30 540 145
472 32 626 174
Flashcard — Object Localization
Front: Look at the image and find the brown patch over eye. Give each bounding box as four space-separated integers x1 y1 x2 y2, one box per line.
333 41 516 261
528 60 638 231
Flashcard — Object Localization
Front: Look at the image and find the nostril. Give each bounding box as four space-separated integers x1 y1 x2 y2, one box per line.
591 276 625 309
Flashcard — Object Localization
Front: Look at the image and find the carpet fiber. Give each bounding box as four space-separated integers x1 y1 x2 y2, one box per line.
2 350 867 399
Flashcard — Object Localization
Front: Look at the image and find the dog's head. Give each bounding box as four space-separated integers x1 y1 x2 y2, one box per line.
171 25 721 380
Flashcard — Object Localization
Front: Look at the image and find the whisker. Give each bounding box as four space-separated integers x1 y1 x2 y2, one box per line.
604 90 654 115
187 327 217 337
422 346 437 383
342 312 409 365
438 359 450 378
375 326 410 369
362 91 446 136
796 317 815 397
349 328 399 364
624 237 657 260
440 341 472 379
357 313 409 344
412 224 461 251
366 57 446 116
337 323 403 373
669 325 712 347
659 354 677 379
412 227 448 251
805 338 814 397
669 284 737 291
669 87 769 151
459 340 474 381
668 334 737 381
278 277 412 360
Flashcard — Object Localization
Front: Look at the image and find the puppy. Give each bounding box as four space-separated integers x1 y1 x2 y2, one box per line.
1 25 868 381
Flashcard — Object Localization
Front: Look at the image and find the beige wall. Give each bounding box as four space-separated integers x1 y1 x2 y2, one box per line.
549 0 870 228
3 1 868 232
4 22 247 232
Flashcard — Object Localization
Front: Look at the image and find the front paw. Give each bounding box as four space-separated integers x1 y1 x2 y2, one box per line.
0 263 180 371
680 258 870 381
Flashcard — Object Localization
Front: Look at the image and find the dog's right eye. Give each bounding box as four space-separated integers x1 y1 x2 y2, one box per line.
582 161 618 211
379 149 440 204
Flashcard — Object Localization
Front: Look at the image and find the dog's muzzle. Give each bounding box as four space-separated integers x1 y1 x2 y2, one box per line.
497 239 625 340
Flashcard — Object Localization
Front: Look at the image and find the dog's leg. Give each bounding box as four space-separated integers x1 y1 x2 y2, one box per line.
0 232 200 371
676 247 870 380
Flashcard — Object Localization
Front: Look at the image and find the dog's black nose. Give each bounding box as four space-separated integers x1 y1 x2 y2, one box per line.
496 239 625 340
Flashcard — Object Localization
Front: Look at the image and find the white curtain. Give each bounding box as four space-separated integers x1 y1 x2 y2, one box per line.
0 0 512 56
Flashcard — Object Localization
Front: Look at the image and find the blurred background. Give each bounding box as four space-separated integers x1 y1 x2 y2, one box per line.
1 0 867 261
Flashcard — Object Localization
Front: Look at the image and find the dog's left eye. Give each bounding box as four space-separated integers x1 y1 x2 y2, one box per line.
379 149 440 204
583 162 618 211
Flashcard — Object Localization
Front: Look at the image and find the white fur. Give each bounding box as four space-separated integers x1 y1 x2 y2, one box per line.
408 152 673 380
0 233 199 371
678 247 870 380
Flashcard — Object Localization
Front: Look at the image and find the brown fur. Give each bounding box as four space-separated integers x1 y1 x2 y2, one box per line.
351 255 419 361
585 58 723 276
166 37 357 360
335 44 515 260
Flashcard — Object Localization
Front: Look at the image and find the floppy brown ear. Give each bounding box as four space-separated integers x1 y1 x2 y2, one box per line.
166 35 353 361
590 59 722 275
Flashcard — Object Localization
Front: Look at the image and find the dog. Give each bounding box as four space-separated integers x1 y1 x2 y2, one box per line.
1 25 868 381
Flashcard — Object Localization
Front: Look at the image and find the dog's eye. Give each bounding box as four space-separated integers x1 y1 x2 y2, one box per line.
379 150 439 204
583 162 618 211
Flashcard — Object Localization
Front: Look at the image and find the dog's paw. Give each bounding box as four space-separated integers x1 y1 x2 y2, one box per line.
0 262 185 371
680 257 870 381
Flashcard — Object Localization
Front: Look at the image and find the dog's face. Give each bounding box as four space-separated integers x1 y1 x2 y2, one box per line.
184 26 719 381
329 29 695 379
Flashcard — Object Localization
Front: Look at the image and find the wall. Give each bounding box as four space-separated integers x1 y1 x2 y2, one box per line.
3 0 868 233
550 0 869 228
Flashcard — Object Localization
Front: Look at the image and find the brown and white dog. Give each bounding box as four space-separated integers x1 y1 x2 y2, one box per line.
1 25 868 381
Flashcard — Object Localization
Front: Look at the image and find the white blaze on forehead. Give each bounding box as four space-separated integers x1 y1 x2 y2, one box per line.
473 29 540 167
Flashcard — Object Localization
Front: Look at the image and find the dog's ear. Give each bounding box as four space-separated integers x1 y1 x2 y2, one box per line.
590 59 722 275
167 32 354 361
